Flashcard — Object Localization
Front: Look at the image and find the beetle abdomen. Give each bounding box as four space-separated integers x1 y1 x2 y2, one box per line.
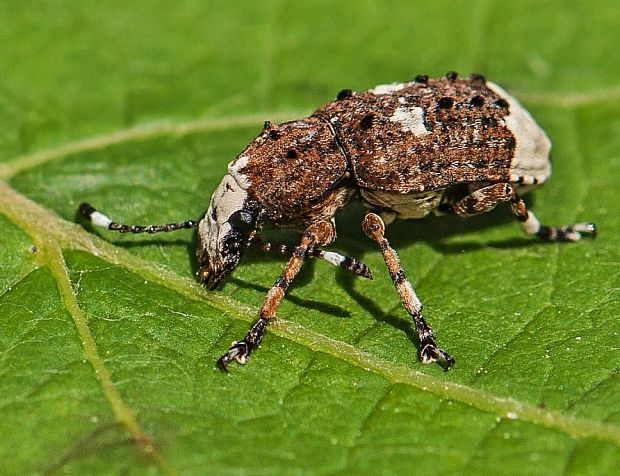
314 74 551 193
360 188 445 220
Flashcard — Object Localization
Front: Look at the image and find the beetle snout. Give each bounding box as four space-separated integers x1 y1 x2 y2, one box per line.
203 268 225 291
196 249 226 290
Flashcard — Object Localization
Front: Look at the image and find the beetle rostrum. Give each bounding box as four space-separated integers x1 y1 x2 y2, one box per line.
79 72 597 372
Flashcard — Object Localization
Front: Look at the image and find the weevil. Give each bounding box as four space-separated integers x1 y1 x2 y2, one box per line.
79 72 596 371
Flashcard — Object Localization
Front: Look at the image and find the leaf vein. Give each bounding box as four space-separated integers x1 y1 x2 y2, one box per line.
0 111 305 180
0 173 618 447
336 384 394 475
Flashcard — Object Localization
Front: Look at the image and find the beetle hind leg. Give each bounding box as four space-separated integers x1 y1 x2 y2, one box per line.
510 195 597 242
362 212 455 371
450 183 597 242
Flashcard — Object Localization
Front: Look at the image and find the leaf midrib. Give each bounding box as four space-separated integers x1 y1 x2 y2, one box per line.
0 183 179 474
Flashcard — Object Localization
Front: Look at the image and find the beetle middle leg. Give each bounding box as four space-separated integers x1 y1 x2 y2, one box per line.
450 183 597 242
250 237 373 279
362 212 455 370
217 220 336 371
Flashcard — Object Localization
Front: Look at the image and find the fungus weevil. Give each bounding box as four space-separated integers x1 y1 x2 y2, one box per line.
79 72 597 372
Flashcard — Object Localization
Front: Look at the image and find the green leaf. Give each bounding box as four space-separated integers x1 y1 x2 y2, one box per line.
1 1 618 474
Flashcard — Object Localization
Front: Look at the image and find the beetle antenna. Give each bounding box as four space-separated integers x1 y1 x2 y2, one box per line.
250 237 372 279
78 202 198 234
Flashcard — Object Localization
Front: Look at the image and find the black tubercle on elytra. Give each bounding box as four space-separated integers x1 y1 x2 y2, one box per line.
470 95 485 107
494 98 509 109
337 89 353 100
437 97 454 109
414 74 429 83
359 114 374 130
481 116 496 127
470 73 486 84
446 71 458 81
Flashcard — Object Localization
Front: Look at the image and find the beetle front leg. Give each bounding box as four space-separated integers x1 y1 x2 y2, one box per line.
217 220 336 371
362 212 455 371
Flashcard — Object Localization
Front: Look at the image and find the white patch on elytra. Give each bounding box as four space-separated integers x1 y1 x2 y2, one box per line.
487 82 552 185
198 173 249 269
370 82 407 95
390 106 429 136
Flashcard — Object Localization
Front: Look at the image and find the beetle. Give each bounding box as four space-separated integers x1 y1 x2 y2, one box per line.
79 72 596 372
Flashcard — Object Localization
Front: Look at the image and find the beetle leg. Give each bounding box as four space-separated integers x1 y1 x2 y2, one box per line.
312 249 373 279
362 212 455 371
509 193 597 242
249 237 372 279
217 220 336 371
451 183 514 216
450 183 597 241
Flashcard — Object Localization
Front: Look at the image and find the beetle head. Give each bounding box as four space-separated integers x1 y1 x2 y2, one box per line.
196 173 260 290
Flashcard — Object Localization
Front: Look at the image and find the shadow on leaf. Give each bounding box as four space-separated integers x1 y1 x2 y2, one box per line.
226 275 351 318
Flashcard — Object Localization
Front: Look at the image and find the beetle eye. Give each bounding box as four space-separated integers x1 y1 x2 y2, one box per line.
228 210 256 235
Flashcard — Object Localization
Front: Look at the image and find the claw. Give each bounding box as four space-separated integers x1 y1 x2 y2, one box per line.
216 358 230 373
216 340 251 372
420 343 455 371
571 222 597 238
558 223 597 242
538 222 598 242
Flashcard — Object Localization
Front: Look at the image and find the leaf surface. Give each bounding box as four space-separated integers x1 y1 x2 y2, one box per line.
0 1 618 474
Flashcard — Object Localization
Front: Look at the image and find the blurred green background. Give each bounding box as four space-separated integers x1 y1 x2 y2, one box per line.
2 0 618 160
1 1 618 475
